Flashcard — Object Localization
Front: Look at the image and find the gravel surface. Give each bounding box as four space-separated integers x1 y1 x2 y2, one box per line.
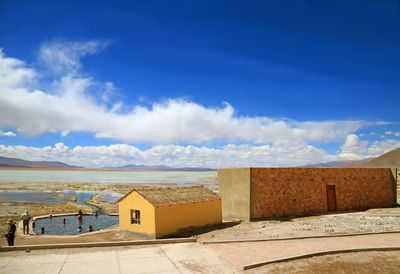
197 207 400 242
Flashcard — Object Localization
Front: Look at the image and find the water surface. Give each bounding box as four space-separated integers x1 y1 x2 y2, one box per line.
34 214 119 235
0 170 216 185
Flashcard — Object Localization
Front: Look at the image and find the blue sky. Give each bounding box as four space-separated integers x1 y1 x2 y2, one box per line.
0 0 399 168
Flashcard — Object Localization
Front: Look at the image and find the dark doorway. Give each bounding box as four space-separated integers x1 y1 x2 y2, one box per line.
326 185 337 212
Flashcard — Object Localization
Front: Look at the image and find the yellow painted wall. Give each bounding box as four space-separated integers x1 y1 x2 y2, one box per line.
154 199 222 238
118 191 156 235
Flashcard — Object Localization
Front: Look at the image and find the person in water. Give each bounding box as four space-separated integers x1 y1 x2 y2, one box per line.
78 226 82 232
78 210 83 224
40 227 45 234
88 225 93 232
61 218 66 224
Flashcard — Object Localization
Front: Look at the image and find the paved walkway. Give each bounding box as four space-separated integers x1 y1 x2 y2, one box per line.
0 243 238 274
206 233 400 268
1 233 400 273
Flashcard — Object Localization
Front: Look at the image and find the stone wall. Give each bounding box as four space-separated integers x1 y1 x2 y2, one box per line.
251 168 396 219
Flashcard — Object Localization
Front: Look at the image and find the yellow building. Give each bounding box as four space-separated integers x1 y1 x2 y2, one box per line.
118 186 222 238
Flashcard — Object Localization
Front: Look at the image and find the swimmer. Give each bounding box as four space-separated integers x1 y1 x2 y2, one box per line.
78 226 82 232
49 214 52 220
88 225 93 232
41 227 45 234
61 218 66 224
78 210 83 222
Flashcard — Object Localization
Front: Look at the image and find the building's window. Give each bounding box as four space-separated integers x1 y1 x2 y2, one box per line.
131 209 141 225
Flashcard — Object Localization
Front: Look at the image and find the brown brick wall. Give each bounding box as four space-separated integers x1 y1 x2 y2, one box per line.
251 168 395 219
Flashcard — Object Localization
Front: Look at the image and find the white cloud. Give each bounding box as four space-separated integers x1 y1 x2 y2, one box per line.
385 131 392 135
0 129 16 137
366 140 400 156
0 142 334 168
38 39 109 74
395 132 400 137
338 134 368 159
0 139 398 168
370 132 376 135
0 45 373 145
338 134 400 160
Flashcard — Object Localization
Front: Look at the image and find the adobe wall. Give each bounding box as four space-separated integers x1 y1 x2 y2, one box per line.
218 168 251 221
251 168 396 219
118 191 156 235
154 199 222 238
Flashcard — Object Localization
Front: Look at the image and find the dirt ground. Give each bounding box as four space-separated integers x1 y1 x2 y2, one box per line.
196 207 400 242
246 250 400 274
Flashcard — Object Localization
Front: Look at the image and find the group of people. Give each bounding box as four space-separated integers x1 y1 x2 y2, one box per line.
4 209 99 246
54 210 94 233
76 210 94 232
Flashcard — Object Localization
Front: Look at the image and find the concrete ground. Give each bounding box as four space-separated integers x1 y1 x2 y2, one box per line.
0 242 238 274
1 233 400 273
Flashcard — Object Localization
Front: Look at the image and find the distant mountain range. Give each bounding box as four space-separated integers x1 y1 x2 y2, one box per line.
0 156 81 169
299 158 375 168
0 156 215 171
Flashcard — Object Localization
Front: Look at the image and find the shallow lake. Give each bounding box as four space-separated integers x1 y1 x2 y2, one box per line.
0 190 95 204
0 170 216 185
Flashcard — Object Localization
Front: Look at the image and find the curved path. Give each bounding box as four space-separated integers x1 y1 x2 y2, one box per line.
205 233 400 270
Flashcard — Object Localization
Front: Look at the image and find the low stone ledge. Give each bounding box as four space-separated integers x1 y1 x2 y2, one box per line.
200 230 400 244
0 237 196 252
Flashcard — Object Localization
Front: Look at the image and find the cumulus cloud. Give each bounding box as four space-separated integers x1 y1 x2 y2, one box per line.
338 134 400 160
0 130 16 137
1 138 398 168
338 134 368 159
0 45 374 144
0 142 335 168
366 139 400 155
